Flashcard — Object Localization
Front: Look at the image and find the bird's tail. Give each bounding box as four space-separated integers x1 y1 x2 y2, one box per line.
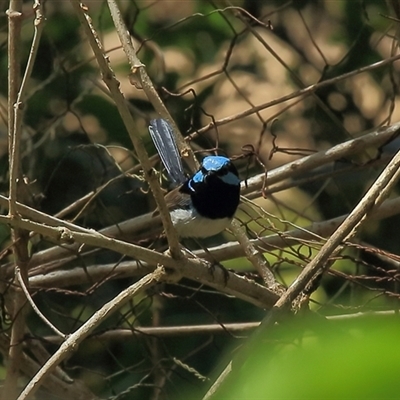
149 119 187 185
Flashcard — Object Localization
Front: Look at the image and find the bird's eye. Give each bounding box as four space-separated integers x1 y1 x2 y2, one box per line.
216 166 228 176
219 168 226 176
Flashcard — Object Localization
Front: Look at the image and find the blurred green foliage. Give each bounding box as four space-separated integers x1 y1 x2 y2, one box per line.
216 315 400 400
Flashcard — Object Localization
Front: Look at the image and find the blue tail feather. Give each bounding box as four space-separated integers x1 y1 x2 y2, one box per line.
148 119 186 185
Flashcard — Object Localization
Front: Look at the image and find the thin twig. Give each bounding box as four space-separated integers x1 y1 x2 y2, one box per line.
231 219 280 290
40 310 400 343
16 268 66 339
17 0 45 105
7 0 22 218
106 0 198 171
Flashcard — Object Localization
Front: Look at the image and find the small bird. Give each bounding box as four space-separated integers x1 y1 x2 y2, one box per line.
149 119 241 238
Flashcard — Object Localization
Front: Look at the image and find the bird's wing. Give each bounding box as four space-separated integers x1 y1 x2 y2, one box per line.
164 186 192 210
148 118 186 185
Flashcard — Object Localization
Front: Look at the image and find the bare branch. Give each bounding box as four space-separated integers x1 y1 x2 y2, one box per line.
5 0 26 398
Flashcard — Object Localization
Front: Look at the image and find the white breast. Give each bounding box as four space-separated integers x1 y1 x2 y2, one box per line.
170 208 232 238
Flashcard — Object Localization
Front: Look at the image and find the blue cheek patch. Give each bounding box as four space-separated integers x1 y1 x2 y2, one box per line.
191 170 205 185
188 170 205 191
220 171 240 185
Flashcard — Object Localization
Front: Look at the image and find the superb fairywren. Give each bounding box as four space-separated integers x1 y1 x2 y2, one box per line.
149 119 241 238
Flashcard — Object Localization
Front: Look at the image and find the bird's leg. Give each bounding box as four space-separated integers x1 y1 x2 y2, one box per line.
191 239 230 285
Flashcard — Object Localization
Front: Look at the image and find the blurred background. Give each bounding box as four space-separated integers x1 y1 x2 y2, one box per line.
2 0 400 399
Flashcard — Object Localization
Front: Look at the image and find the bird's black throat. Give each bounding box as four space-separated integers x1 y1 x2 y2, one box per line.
180 174 240 220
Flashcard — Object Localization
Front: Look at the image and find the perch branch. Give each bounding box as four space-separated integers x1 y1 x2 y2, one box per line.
0 214 279 309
